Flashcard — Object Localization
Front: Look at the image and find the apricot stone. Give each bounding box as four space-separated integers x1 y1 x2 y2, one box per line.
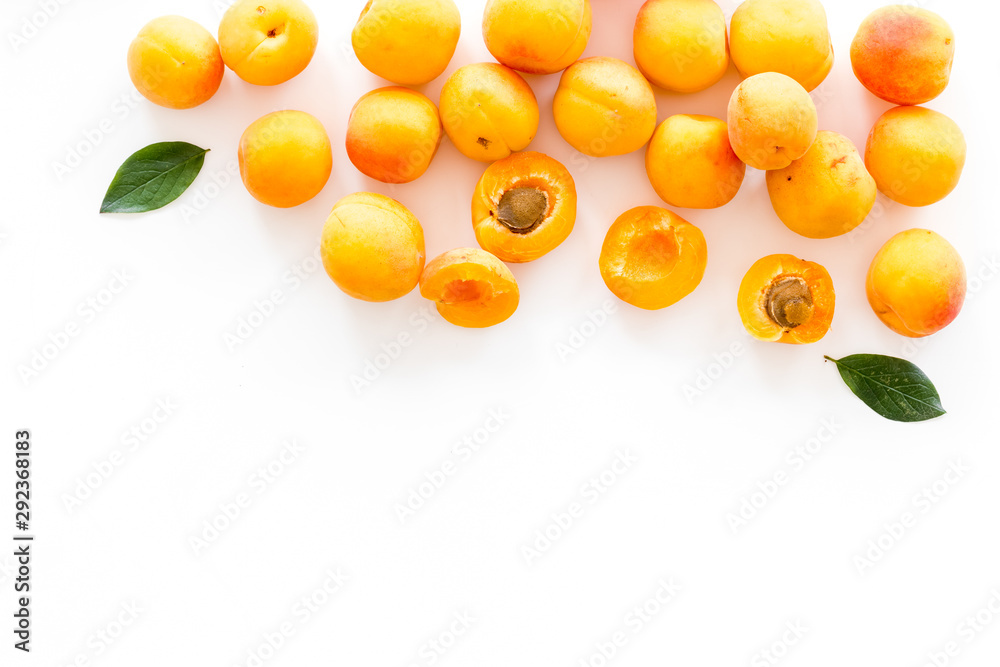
633 0 729 93
346 87 443 184
482 0 592 75
645 114 745 209
352 0 461 85
554 57 657 158
866 229 965 338
850 5 954 105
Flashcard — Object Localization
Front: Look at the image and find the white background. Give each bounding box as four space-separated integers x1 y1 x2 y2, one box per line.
3 0 1000 665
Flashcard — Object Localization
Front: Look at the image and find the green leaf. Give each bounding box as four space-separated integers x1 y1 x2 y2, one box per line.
824 354 946 423
100 142 209 214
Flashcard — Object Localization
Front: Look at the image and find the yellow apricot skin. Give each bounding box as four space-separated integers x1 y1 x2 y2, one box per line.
238 110 332 208
851 6 954 106
440 63 539 163
352 0 461 85
482 0 592 75
645 114 745 209
472 151 577 263
554 57 658 158
737 254 835 344
766 131 876 239
633 0 729 93
346 87 443 184
218 0 318 86
864 106 966 207
866 229 966 338
727 72 818 171
729 0 834 92
321 192 426 302
419 248 519 328
599 206 707 310
127 16 224 110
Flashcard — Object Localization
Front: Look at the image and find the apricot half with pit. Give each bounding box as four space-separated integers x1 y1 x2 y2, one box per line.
737 254 835 344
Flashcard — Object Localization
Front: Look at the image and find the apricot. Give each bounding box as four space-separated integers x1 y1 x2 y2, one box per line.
633 0 728 93
321 192 425 302
127 16 224 110
352 0 461 85
554 57 657 158
737 254 835 344
218 0 318 86
238 110 332 208
472 151 576 263
419 248 519 328
346 87 442 184
439 63 539 163
850 6 954 105
866 229 965 338
482 0 592 75
766 131 876 239
645 114 745 209
599 206 707 310
727 72 818 171
864 106 966 207
729 0 834 92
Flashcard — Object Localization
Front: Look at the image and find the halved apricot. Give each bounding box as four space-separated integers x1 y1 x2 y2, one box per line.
419 248 519 327
472 151 577 263
737 254 835 344
599 206 707 310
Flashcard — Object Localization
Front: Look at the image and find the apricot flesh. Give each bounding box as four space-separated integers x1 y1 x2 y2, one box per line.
645 114 745 209
866 229 965 338
554 57 657 158
352 0 461 85
419 248 519 328
238 110 332 208
633 0 729 93
766 131 876 239
127 16 224 110
472 151 577 263
737 254 835 344
864 106 966 207
729 0 834 92
599 206 707 310
346 87 442 184
727 72 818 171
218 0 318 86
439 63 539 163
850 5 954 105
321 192 426 302
482 0 592 75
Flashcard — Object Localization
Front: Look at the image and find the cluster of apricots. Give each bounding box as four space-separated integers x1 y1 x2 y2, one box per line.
126 0 967 338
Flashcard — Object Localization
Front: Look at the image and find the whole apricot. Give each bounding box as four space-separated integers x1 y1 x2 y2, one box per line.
321 192 426 302
645 114 745 209
766 131 876 239
850 6 954 105
238 110 332 208
633 0 728 93
864 106 966 207
346 87 443 184
866 229 965 338
482 0 592 75
352 0 461 85
554 57 657 158
219 0 318 86
727 72 818 171
420 248 519 328
439 63 539 163
729 0 834 92
737 254 835 344
599 206 707 310
127 16 224 110
472 151 577 263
